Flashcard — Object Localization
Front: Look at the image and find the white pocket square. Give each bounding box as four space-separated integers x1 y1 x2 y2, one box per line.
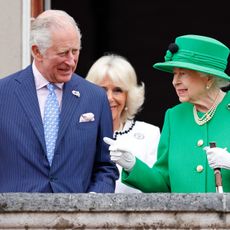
79 112 95 122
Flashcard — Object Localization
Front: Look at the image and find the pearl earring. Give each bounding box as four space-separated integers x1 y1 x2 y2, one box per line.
124 107 128 111
206 85 210 90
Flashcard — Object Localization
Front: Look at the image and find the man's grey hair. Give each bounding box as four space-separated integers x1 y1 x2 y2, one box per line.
30 10 82 56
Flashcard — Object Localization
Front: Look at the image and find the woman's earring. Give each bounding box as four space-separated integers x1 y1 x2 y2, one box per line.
206 85 210 90
124 106 128 111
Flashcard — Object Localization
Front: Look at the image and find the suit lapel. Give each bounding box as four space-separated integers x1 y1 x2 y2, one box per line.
55 77 81 147
14 66 46 152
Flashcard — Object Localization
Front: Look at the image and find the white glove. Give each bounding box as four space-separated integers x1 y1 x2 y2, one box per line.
204 146 230 170
103 137 136 172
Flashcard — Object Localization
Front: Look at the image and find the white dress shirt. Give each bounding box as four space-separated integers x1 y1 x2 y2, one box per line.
32 61 63 120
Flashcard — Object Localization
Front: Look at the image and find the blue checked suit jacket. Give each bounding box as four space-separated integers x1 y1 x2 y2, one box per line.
0 65 119 192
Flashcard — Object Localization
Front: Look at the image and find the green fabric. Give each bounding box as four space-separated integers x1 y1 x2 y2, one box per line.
122 91 230 193
153 34 230 80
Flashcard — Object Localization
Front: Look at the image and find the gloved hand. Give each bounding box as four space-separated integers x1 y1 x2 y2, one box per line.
103 137 136 172
204 146 230 170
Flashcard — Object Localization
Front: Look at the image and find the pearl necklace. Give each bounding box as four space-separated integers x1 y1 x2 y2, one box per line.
114 120 135 140
193 90 224 126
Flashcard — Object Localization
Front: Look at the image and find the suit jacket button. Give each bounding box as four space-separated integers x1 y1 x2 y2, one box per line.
50 177 56 182
196 165 203 172
227 103 230 110
197 139 204 147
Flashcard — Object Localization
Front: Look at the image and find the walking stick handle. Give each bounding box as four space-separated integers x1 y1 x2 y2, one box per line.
209 142 223 193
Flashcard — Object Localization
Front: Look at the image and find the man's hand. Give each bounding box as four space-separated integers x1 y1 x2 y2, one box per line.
204 146 230 170
103 137 136 172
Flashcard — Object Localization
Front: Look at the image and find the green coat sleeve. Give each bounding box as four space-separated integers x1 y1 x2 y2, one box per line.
121 110 171 192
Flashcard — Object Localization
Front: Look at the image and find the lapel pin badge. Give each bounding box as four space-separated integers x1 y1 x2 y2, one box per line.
72 90 80 97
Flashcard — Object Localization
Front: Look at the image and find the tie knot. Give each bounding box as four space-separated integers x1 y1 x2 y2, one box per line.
47 83 55 93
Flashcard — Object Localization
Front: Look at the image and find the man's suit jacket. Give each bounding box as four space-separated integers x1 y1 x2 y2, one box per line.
0 65 119 192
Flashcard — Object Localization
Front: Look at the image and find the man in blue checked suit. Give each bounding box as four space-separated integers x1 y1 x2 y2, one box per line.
0 10 119 192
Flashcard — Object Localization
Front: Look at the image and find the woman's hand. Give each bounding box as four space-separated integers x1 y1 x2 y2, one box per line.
204 146 230 170
103 137 136 172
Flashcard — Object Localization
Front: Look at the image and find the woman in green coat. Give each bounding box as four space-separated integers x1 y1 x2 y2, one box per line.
104 34 230 193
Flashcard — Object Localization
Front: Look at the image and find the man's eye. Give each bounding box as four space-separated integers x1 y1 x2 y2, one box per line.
72 50 78 55
58 51 67 57
58 50 79 57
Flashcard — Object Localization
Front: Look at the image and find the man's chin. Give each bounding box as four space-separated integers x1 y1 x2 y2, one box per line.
57 75 73 83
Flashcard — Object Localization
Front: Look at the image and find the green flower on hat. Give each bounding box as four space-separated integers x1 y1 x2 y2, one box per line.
164 50 173 61
164 43 179 61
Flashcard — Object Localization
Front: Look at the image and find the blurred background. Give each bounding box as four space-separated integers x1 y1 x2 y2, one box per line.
51 1 230 129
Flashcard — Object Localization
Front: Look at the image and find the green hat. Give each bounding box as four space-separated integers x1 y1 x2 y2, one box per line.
153 34 230 80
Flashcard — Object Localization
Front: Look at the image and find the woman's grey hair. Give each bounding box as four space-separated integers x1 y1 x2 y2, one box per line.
30 10 82 56
86 54 145 123
199 72 230 88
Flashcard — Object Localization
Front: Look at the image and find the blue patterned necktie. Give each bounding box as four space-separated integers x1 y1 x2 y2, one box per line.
43 83 60 166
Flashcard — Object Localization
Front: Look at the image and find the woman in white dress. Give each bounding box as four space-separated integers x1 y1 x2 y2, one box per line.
86 54 160 193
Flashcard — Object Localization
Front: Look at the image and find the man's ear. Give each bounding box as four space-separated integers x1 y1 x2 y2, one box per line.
31 45 43 60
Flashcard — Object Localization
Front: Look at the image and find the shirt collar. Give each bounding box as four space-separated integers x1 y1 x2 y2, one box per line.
32 61 64 90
